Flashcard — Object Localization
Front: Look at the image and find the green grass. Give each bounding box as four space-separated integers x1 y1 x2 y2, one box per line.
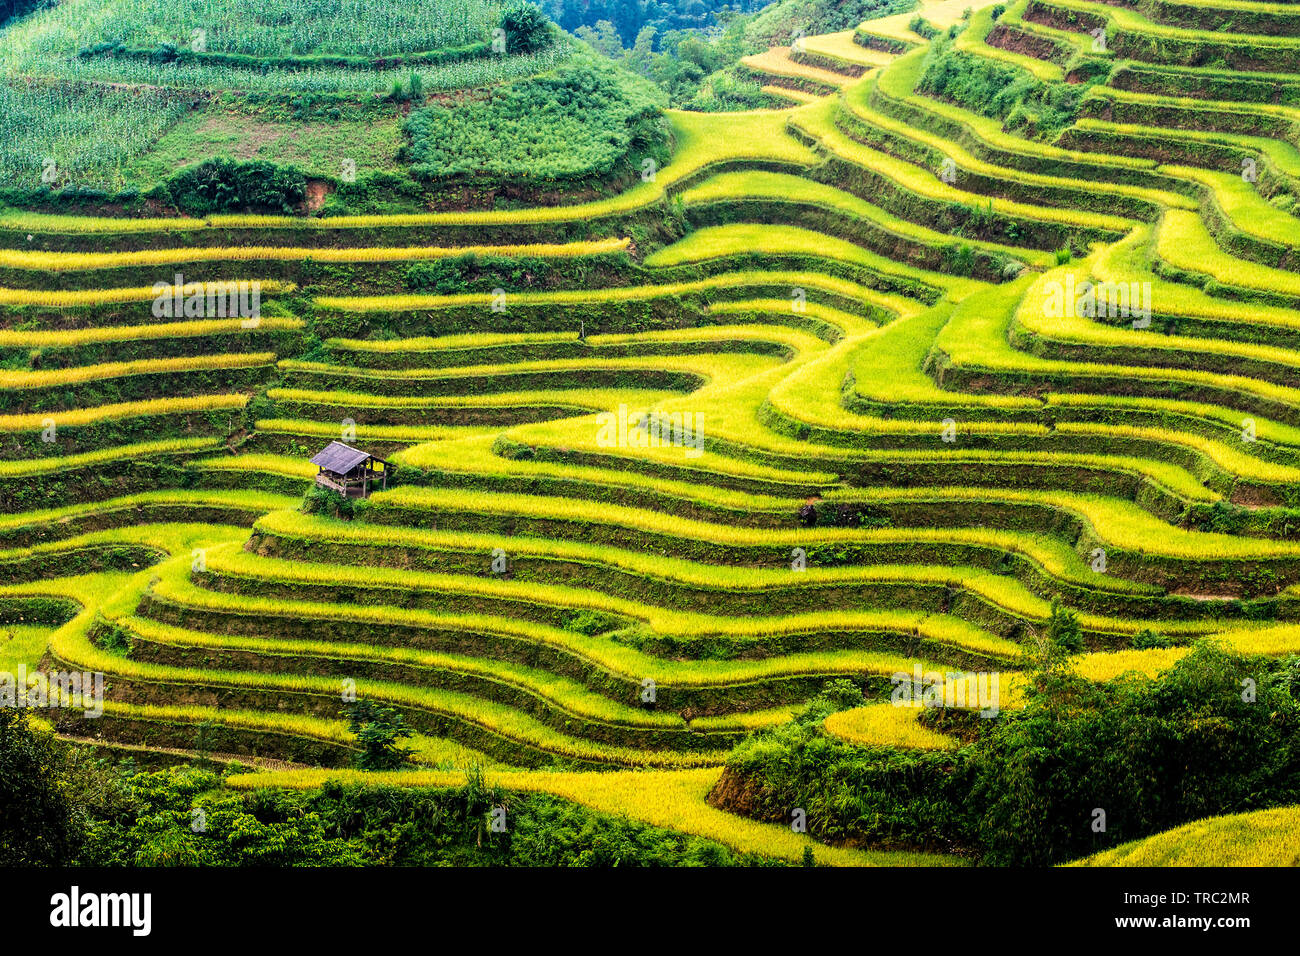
124 107 405 184
19 0 499 59
3 0 559 94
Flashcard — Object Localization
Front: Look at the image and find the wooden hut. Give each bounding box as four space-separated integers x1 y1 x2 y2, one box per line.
310 441 390 498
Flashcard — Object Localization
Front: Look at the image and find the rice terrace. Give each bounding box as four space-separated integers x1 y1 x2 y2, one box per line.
2 0 1300 897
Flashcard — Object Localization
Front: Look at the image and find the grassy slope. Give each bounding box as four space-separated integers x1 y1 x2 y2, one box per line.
7 0 1300 868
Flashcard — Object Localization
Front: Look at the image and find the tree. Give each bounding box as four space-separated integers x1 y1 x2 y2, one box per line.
1045 597 1084 653
165 158 306 216
342 700 414 770
972 642 1300 865
0 708 84 865
575 20 625 58
500 3 555 55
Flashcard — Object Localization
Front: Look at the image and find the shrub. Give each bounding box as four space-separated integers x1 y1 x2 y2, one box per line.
720 644 1300 864
405 253 481 293
1046 598 1084 653
1202 500 1248 534
165 158 306 216
812 501 891 528
561 609 624 635
909 14 939 39
973 644 1300 864
0 709 85 865
683 70 768 112
342 700 415 771
500 3 555 55
721 721 973 847
301 485 358 520
801 679 867 721
1132 629 1173 649
404 56 667 184
916 37 1095 139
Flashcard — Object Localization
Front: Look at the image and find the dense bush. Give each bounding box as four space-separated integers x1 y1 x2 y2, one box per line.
404 56 668 184
404 253 561 294
806 500 892 529
405 254 484 293
301 485 365 521
916 37 1098 138
1045 597 1083 652
501 2 556 54
0 710 83 866
1132 629 1173 649
720 644 1300 864
722 682 972 849
165 157 307 215
48 759 786 866
908 14 939 39
684 69 770 112
974 645 1300 864
326 170 427 217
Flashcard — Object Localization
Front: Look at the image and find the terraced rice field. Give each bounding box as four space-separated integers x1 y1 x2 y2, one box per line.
7 0 1300 867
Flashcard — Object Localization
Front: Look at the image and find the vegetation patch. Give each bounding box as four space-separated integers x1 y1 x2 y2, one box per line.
404 56 670 196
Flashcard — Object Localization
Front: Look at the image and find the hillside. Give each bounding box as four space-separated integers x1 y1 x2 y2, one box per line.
1074 807 1300 866
0 0 666 212
4 0 1300 869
